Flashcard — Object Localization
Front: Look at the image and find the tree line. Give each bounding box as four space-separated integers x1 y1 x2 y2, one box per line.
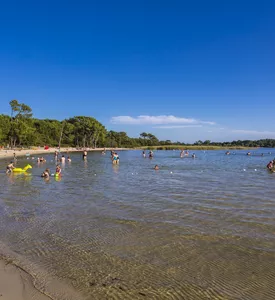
1 100 275 149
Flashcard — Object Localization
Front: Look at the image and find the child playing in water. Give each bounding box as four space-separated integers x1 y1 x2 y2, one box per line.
41 168 50 178
55 165 62 176
6 161 15 174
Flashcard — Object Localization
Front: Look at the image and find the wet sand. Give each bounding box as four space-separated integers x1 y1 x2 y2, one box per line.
0 259 50 300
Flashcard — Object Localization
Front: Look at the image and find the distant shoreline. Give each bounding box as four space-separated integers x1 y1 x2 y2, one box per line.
0 145 262 161
138 145 259 150
0 147 129 161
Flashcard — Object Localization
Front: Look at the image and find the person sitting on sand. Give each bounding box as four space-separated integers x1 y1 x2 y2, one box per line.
41 168 50 178
67 156 72 162
6 161 15 174
154 165 159 170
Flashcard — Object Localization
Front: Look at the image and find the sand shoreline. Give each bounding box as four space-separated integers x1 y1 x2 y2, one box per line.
0 259 50 300
0 147 130 161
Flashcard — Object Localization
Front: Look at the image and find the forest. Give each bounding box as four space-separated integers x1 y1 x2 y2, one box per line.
1 100 275 149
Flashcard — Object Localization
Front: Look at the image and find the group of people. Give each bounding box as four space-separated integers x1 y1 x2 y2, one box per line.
142 150 154 158
37 157 46 163
41 165 62 179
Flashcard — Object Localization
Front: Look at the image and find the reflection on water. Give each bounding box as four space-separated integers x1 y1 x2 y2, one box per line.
0 149 275 299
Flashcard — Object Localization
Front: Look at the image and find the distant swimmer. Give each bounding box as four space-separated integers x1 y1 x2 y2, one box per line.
247 152 251 156
142 151 146 158
154 165 159 170
6 161 15 174
180 150 184 157
60 155 66 163
225 151 230 155
83 150 87 160
112 152 119 165
149 150 154 158
67 156 72 162
192 153 196 158
38 157 46 163
54 151 58 159
41 168 50 178
101 150 105 155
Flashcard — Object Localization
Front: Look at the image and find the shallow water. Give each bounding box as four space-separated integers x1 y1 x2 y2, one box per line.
0 149 275 299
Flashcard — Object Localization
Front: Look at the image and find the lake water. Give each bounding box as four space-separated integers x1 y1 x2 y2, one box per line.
0 149 275 300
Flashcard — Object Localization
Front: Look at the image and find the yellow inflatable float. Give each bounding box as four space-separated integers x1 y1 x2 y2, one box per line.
13 164 33 172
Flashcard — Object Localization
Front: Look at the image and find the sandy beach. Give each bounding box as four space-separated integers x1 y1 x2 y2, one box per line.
0 260 50 300
0 147 129 161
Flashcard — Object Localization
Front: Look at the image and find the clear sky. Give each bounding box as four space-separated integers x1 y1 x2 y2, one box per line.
0 0 274 143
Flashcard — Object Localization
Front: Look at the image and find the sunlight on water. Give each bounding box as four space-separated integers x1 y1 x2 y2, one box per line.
0 149 275 299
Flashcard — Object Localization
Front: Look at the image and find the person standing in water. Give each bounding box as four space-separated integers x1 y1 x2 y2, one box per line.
83 150 87 160
149 150 154 158
60 155 66 163
54 151 58 160
180 150 185 157
55 165 62 176
112 152 119 164
142 151 146 158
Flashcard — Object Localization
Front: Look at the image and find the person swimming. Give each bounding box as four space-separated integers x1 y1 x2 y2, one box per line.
192 153 196 158
6 161 15 174
67 156 72 162
225 151 230 155
41 168 50 178
247 152 251 156
154 165 159 170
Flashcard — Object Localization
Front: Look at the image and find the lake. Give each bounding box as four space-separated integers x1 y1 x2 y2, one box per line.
0 149 275 299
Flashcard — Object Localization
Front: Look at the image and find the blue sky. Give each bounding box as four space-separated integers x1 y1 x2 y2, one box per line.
0 0 274 143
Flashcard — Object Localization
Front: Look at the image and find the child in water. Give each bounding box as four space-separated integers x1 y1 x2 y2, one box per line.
112 153 119 164
41 168 50 178
55 165 62 176
6 161 15 174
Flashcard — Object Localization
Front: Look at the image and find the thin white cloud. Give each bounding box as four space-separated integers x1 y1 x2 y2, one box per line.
232 129 275 136
153 125 203 129
110 115 215 125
